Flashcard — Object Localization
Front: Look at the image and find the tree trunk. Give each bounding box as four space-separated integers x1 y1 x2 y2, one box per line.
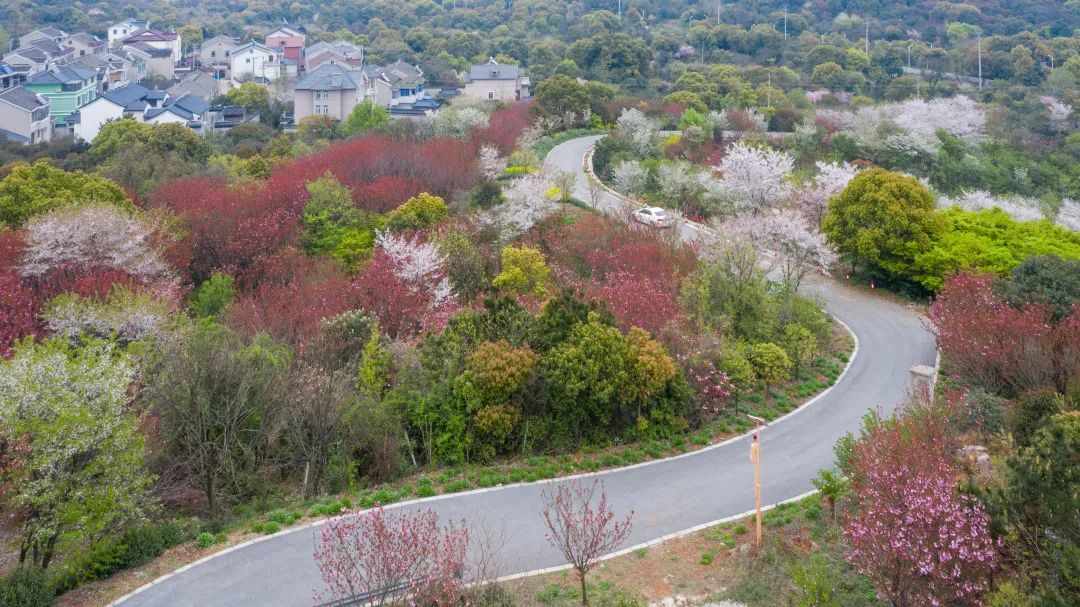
579 569 589 607
205 472 217 519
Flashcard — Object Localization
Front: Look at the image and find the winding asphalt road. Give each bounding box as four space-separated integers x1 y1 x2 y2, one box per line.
113 136 936 607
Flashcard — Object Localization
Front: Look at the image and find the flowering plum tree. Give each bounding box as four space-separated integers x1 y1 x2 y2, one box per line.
797 161 859 226
541 479 633 607
314 506 469 607
719 209 837 291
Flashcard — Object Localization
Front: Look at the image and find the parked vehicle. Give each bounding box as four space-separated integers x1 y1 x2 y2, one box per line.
631 206 674 228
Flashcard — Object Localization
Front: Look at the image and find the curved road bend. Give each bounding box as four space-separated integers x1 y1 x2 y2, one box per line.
115 136 936 607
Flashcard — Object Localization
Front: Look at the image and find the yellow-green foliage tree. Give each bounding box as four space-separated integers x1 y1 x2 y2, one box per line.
0 161 131 226
386 192 449 231
492 246 552 296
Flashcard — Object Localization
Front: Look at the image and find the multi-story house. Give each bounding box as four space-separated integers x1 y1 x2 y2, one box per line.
126 43 175 79
199 35 238 68
19 28 67 48
304 40 364 72
65 33 106 58
461 58 530 102
375 60 426 108
122 29 182 64
293 63 373 122
229 41 283 80
265 26 305 63
144 93 211 133
23 65 98 127
108 19 149 49
0 86 51 144
3 41 73 75
70 55 120 93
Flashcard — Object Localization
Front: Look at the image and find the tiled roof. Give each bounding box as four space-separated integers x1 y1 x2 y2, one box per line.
465 59 522 82
0 86 49 111
295 63 360 90
123 29 179 43
27 65 97 85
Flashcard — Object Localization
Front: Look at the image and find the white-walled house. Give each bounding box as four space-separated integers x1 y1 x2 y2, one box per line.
144 94 210 131
229 41 282 81
199 35 238 67
71 83 164 141
0 86 52 145
108 19 148 49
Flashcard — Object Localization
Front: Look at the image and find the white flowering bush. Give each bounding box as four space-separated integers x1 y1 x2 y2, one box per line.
717 208 837 290
616 108 660 157
432 105 490 139
1056 199 1080 232
478 145 507 181
374 230 453 304
612 160 648 195
480 170 560 237
45 288 173 344
937 190 1047 223
797 161 860 225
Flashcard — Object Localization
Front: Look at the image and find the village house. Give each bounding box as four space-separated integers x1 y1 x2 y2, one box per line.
265 26 305 63
64 33 106 58
23 64 98 127
229 41 283 81
0 86 51 145
199 35 238 68
303 40 364 71
122 29 182 64
108 19 148 48
461 58 530 102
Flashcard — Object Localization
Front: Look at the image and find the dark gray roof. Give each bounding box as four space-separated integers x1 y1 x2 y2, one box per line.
295 63 359 91
101 83 153 106
131 42 173 58
124 101 147 111
465 60 522 82
27 65 96 85
68 32 103 46
202 34 238 47
170 93 209 115
0 86 49 111
1 129 29 143
380 60 423 86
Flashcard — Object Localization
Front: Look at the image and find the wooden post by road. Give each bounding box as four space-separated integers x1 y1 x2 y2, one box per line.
750 432 762 548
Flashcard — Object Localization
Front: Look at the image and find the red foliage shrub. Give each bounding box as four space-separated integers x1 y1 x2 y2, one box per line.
535 215 694 334
1 265 146 357
0 271 39 357
350 251 456 339
929 272 1080 394
353 176 425 214
471 102 535 154
0 229 25 273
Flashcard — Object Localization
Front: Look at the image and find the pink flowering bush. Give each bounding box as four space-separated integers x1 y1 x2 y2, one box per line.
313 506 469 607
845 411 998 607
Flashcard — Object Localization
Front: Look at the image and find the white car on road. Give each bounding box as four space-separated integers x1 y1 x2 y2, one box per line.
632 206 674 228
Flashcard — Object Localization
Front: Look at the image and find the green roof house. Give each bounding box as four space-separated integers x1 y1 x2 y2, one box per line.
24 65 98 126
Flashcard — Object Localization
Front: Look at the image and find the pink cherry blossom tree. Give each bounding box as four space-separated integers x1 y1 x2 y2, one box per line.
313 506 470 607
845 412 998 607
714 142 795 212
541 479 633 607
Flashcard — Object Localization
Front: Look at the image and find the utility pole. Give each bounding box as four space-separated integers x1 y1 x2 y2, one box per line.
977 33 983 90
617 0 621 21
908 41 913 69
717 0 721 26
864 19 869 56
783 5 788 40
767 72 772 107
747 414 766 550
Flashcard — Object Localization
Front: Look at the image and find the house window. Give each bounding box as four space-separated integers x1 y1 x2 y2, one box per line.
315 91 328 100
246 58 251 63
487 91 495 100
210 51 216 57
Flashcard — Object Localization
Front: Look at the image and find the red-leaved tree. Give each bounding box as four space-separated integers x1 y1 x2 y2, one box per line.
929 272 1080 394
541 480 633 607
845 410 998 607
313 506 469 607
